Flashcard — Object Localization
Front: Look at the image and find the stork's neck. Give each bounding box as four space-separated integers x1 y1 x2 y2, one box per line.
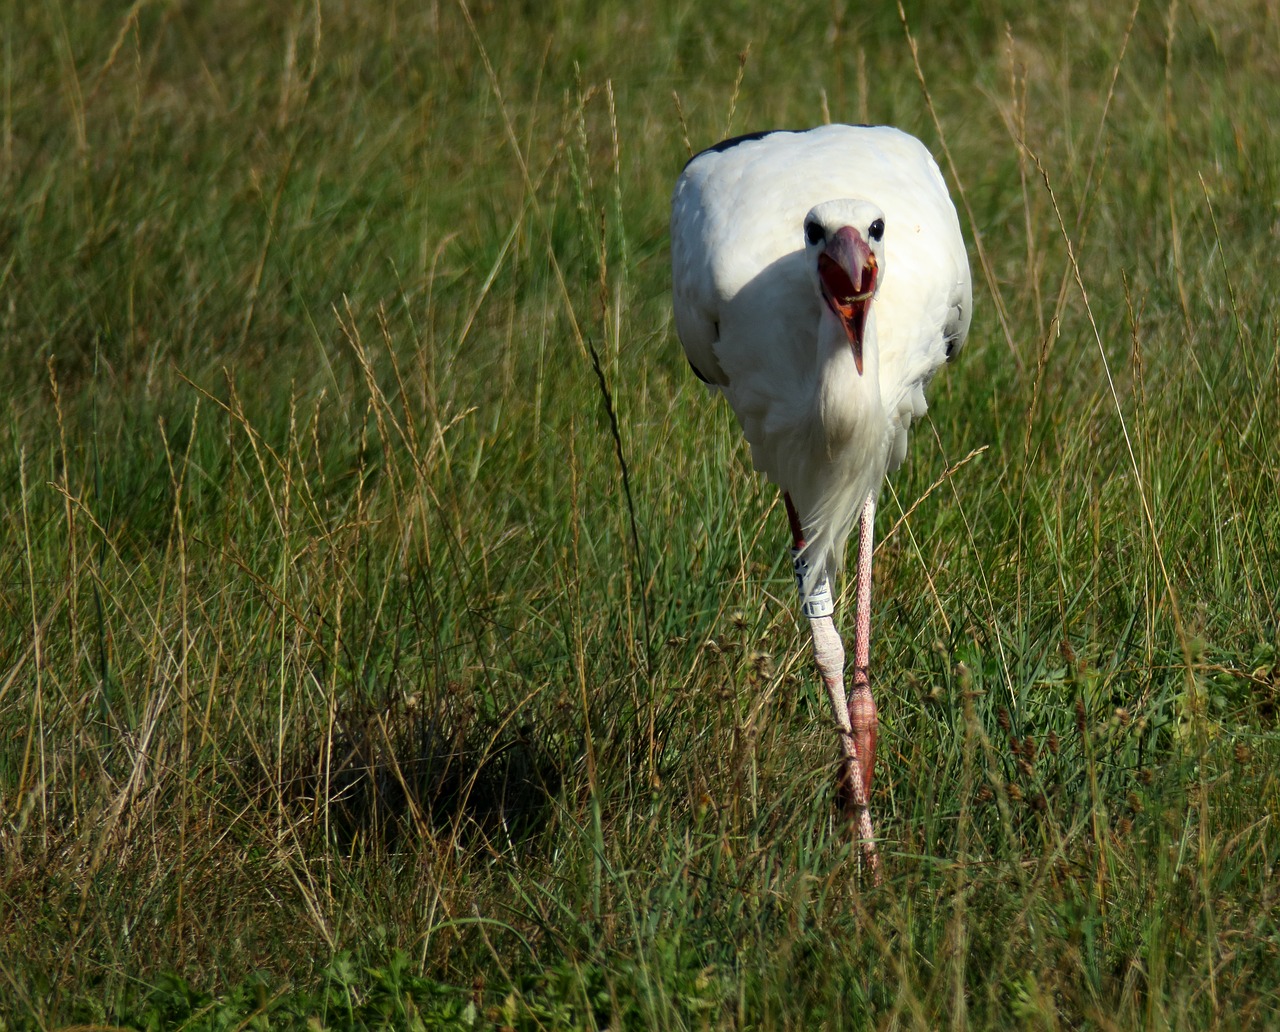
816 307 884 449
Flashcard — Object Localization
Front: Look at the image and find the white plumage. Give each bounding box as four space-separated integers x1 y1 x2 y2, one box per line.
671 124 972 593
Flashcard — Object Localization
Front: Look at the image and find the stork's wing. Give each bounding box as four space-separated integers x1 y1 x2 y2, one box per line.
868 133 971 471
670 131 826 487
670 168 730 387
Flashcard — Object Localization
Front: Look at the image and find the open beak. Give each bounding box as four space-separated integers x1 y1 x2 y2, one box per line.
817 226 878 375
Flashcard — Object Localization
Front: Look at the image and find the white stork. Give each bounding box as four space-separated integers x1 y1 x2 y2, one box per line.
670 124 972 878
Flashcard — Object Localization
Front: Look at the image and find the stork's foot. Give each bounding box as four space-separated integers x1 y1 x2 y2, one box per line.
834 760 881 885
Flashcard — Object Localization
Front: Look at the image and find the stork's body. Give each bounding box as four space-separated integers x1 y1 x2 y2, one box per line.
670 124 972 877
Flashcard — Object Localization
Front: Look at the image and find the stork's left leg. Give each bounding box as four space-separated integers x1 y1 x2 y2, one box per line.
849 493 879 800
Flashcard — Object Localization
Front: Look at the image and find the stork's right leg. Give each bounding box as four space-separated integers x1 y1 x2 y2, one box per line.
785 494 880 883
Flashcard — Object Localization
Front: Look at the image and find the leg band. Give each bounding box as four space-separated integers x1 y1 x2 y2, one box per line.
791 547 835 619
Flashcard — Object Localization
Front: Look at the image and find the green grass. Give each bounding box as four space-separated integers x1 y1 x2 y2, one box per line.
2 0 1279 1027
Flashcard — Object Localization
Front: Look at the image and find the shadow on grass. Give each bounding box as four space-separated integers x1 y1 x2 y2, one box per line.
265 693 566 854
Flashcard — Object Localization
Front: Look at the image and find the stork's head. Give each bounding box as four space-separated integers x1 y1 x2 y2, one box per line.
802 200 886 376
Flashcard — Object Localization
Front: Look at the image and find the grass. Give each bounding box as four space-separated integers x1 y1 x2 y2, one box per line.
2 0 1279 1027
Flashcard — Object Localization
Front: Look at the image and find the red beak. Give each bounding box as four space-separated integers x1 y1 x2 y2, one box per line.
817 226 878 375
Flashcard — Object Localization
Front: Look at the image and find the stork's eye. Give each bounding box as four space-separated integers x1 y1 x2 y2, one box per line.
804 221 824 245
869 218 885 242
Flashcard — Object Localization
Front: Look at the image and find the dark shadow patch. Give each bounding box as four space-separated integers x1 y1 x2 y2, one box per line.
268 689 564 853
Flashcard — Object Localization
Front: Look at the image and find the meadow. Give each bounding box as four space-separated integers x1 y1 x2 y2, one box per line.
1 0 1278 1027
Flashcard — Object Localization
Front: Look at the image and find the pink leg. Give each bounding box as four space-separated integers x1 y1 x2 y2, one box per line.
850 494 879 799
785 494 881 884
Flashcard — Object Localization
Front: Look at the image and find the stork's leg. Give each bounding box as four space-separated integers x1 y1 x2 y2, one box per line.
850 493 879 801
785 494 880 883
